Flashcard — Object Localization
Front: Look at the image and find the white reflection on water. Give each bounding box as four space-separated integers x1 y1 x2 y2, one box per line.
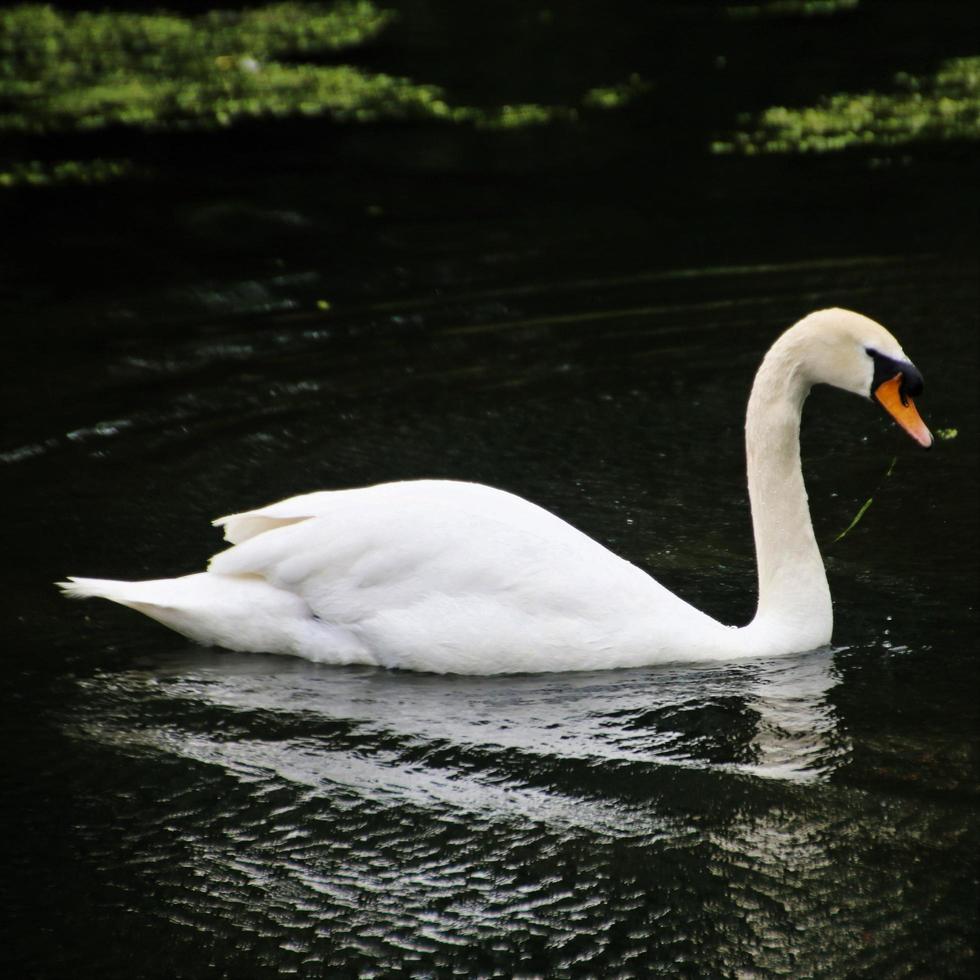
739 650 846 782
69 650 953 976
72 646 849 834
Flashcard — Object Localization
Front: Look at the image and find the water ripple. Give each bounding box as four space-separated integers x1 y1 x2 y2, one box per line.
51 645 975 977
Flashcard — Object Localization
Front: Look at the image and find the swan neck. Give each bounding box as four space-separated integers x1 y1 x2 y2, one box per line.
744 340 832 650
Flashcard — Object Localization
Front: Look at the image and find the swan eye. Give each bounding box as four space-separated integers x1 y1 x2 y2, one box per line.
866 347 924 401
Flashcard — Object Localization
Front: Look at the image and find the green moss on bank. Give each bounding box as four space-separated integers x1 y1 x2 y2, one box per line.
713 57 980 154
0 158 137 187
0 2 445 133
0 3 652 186
0 0 538 138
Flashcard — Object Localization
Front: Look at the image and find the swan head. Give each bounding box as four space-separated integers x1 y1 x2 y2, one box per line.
789 308 933 448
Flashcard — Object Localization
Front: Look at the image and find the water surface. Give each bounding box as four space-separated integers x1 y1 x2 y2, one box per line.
4 242 977 977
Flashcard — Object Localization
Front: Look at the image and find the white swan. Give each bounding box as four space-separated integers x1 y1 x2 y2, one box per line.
60 308 932 674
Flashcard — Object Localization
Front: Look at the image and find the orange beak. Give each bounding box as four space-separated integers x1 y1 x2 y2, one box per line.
874 374 933 448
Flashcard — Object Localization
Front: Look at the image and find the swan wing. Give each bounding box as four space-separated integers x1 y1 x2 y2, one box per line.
214 480 610 549
206 483 721 672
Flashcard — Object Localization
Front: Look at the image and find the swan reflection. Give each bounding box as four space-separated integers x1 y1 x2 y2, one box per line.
72 646 848 827
64 649 876 972
737 650 846 782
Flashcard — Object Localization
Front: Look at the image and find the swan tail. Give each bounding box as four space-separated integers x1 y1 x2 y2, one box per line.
57 573 228 644
59 573 219 605
56 573 318 654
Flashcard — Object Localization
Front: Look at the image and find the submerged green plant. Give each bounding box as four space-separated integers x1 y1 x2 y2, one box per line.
832 419 957 543
832 456 897 543
713 57 980 155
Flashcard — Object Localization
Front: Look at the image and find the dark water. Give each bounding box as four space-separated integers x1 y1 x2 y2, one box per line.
3 3 980 978
5 245 978 977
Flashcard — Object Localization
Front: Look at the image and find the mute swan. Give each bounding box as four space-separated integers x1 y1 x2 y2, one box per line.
60 308 932 674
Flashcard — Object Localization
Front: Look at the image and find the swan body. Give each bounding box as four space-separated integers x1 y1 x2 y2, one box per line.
60 308 932 674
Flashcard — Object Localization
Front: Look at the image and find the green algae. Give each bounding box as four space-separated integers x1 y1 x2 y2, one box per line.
0 3 650 186
0 2 444 134
582 74 652 111
727 0 859 19
713 57 980 155
0 157 137 188
0 3 643 135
